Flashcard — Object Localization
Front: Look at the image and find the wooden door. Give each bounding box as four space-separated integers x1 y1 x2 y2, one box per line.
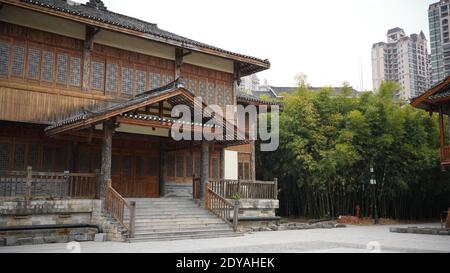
110 151 159 198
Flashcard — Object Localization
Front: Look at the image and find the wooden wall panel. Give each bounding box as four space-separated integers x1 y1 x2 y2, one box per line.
0 87 106 124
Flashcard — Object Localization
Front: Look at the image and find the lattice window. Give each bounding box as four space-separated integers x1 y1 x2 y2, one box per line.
185 153 193 178
122 156 132 177
11 45 25 77
42 146 53 172
41 51 54 82
79 150 89 173
0 143 10 171
112 155 120 176
136 156 144 176
56 53 68 84
151 72 161 90
93 153 101 172
106 63 118 92
188 79 198 96
147 157 158 176
163 74 173 85
176 154 184 178
224 86 233 106
122 67 134 95
13 144 25 171
27 47 40 80
211 158 219 179
199 79 207 100
167 154 175 177
136 70 147 94
27 144 39 170
208 82 216 104
216 84 224 107
54 147 67 172
91 61 105 90
0 41 10 77
69 56 81 87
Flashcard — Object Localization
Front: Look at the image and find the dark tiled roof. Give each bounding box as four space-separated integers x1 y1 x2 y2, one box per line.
19 0 270 71
237 92 279 105
269 86 360 97
251 90 276 99
46 79 184 131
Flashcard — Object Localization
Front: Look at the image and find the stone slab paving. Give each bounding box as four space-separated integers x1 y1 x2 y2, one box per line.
0 223 449 253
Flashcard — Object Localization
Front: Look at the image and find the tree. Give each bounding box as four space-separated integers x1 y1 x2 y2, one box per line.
257 81 450 220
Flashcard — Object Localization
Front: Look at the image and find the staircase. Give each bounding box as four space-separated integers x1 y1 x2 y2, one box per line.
124 198 240 242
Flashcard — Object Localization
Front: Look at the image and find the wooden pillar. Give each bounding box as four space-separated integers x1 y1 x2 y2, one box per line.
159 140 166 197
100 120 114 199
220 147 225 179
200 141 209 199
233 62 241 106
175 48 183 80
82 26 97 92
250 141 256 180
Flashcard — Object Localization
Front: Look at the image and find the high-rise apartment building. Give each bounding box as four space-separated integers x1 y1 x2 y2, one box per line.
372 28 430 100
429 0 450 85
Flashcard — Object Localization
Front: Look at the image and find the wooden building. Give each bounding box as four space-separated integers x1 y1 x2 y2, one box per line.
0 0 280 242
411 76 450 171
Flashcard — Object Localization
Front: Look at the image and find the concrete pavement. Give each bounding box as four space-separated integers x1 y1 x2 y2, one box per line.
0 223 449 253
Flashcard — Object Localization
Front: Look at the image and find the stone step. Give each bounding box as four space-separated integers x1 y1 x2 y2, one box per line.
134 225 232 234
134 218 225 225
129 232 240 243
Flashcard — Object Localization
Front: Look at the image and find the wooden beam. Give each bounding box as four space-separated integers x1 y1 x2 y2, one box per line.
159 140 165 197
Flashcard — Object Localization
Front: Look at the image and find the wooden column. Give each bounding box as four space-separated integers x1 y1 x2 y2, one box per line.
175 48 183 80
250 141 256 180
100 120 114 199
233 62 241 106
200 141 209 199
159 140 166 197
82 26 98 92
220 147 225 179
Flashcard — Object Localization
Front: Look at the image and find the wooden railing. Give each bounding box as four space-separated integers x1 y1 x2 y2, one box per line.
105 180 136 238
208 178 278 200
0 167 98 199
205 182 239 232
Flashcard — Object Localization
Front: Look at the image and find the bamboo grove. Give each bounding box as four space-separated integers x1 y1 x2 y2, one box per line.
256 81 450 220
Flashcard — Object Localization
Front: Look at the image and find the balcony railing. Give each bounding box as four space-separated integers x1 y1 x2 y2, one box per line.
0 166 99 199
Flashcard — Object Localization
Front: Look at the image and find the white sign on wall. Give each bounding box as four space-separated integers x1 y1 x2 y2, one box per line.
224 150 238 180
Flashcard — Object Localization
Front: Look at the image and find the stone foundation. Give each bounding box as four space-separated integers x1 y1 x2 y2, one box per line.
233 199 279 219
0 199 127 246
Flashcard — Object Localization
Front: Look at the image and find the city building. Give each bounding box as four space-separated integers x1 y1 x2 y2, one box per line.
372 27 431 100
429 0 450 85
238 74 261 93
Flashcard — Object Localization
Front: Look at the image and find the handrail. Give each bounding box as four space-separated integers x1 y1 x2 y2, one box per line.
0 167 98 199
105 180 136 238
205 181 239 232
208 178 278 200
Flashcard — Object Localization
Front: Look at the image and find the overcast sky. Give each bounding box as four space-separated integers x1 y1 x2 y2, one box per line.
76 0 436 90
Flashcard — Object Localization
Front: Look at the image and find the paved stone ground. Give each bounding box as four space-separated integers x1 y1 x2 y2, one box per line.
0 223 449 253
